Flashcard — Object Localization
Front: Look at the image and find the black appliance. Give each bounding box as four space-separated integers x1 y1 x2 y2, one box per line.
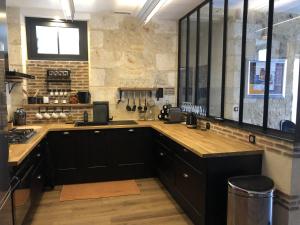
77 91 91 104
164 107 183 124
93 101 109 124
13 108 27 126
186 112 197 129
12 146 45 225
7 129 36 144
0 0 14 224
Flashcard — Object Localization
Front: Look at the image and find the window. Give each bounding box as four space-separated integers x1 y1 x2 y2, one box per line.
26 17 88 61
177 0 300 140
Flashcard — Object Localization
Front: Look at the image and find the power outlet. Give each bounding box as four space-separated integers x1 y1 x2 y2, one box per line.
206 122 210 130
249 135 256 144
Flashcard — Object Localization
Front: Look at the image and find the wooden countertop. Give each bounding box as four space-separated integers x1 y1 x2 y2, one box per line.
8 121 263 166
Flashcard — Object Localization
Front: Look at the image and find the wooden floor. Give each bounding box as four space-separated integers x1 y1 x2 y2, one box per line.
24 178 193 225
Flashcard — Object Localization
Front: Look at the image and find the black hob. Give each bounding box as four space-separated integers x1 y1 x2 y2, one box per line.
7 128 36 144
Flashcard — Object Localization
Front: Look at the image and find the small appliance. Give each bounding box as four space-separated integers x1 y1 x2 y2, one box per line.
77 91 91 104
186 112 197 129
13 108 27 126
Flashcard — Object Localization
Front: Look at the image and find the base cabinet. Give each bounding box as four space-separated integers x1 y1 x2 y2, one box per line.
47 128 154 185
153 131 262 225
46 127 262 225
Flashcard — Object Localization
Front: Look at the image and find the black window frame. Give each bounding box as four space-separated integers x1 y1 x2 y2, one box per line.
25 17 88 61
177 0 300 142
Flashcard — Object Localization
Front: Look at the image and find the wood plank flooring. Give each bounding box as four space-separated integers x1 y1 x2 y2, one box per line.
24 178 193 225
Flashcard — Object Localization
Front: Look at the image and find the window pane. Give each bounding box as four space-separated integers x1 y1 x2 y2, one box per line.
196 3 210 109
242 0 269 126
59 27 80 55
36 26 58 54
187 11 198 103
224 0 244 121
179 18 187 106
209 0 224 117
267 0 300 133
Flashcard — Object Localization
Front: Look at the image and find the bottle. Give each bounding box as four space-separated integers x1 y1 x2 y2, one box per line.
83 111 88 122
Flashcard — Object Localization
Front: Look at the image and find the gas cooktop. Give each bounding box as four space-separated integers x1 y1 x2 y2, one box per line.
7 128 36 144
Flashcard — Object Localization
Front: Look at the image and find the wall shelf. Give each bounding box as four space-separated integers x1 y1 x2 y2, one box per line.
23 104 93 109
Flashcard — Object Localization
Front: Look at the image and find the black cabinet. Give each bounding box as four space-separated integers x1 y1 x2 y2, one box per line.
12 142 46 225
154 141 175 190
153 131 262 225
47 128 154 185
47 131 82 184
108 128 154 180
81 130 111 183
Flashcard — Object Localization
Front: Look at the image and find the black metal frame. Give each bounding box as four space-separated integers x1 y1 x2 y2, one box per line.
177 0 299 141
25 17 88 61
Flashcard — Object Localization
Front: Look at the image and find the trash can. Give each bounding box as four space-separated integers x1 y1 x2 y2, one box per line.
227 175 274 225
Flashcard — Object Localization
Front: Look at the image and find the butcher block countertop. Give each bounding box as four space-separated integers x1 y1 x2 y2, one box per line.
9 121 263 166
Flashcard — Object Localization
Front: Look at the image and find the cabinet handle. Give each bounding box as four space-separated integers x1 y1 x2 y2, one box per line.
63 132 70 135
183 173 189 179
37 175 42 180
183 148 188 153
128 129 135 133
94 130 101 134
36 153 41 158
160 152 164 156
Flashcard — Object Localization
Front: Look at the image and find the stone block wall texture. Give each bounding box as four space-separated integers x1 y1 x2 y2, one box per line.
88 14 178 120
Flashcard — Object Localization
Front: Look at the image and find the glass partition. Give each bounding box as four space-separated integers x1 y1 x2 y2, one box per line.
224 0 244 121
209 0 224 117
178 18 187 105
196 4 210 110
242 0 270 126
187 11 198 103
267 1 300 133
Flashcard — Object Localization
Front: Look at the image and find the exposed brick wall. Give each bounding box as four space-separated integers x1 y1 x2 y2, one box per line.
27 60 89 96
198 120 296 156
25 60 91 124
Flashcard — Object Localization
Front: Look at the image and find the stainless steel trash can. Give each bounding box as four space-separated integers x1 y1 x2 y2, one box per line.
227 175 274 225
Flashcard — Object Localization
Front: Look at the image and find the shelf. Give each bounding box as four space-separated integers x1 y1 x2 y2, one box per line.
5 71 35 80
46 79 72 83
23 104 93 109
118 87 157 92
117 87 157 104
5 71 36 94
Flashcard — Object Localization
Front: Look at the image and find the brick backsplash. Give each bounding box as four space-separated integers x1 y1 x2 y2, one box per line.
198 119 296 155
26 60 90 124
26 60 89 96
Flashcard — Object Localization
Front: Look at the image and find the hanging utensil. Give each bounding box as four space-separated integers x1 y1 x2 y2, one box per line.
144 91 148 112
126 92 132 111
132 91 137 112
138 91 143 112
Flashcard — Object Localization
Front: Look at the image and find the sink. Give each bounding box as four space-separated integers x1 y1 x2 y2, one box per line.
15 125 42 131
108 120 138 125
74 120 138 127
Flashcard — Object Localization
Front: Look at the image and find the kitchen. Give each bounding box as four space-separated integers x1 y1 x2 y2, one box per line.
0 0 300 225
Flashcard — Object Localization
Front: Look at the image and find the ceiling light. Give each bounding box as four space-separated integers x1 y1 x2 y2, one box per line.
137 0 171 25
60 0 75 21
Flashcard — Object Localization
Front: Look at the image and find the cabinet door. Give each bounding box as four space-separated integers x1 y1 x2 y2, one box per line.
154 141 175 189
175 157 205 219
108 128 154 179
81 130 112 182
47 131 80 184
30 160 45 204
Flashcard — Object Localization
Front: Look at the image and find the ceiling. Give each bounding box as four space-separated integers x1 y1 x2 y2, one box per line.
6 0 203 20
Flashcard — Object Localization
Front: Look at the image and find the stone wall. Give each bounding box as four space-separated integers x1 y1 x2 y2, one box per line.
6 7 27 120
88 14 178 120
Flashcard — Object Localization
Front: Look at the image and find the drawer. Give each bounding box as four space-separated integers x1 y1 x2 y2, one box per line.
175 156 205 216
